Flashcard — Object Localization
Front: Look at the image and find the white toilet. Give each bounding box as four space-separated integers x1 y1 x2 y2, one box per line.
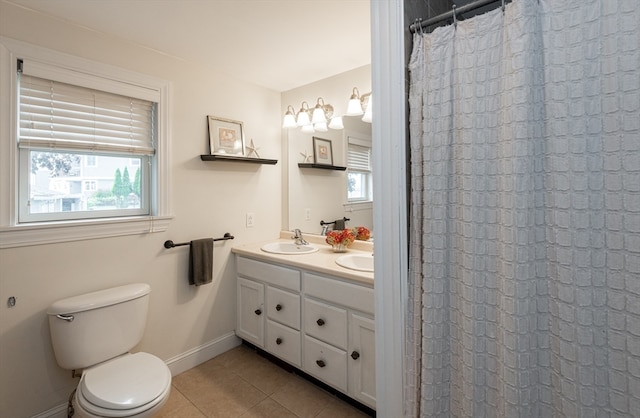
47 283 172 417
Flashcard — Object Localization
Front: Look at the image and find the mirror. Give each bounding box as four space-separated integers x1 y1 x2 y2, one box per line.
282 65 372 237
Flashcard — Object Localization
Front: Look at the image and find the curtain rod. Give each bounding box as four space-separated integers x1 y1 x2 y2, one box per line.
409 0 505 33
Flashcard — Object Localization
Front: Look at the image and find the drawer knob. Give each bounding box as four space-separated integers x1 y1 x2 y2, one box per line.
276 337 283 345
276 304 283 311
316 359 326 368
351 351 360 360
254 308 262 316
316 318 325 326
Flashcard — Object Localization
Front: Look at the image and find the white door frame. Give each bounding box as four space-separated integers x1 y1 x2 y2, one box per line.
371 1 407 416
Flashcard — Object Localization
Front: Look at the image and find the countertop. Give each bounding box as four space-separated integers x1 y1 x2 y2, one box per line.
231 231 374 286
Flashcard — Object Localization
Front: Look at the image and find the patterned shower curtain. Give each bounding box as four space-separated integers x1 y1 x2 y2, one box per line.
407 0 640 416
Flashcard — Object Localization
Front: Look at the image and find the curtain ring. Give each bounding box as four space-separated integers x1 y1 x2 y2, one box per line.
501 0 506 12
452 5 457 28
415 18 424 35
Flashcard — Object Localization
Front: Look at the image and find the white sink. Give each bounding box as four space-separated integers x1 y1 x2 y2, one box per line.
261 242 318 255
335 254 374 272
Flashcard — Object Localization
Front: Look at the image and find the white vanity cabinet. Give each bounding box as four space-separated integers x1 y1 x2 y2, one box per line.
235 255 375 409
236 257 301 366
303 272 376 409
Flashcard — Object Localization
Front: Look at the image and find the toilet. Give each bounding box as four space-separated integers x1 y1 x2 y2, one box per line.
47 283 171 417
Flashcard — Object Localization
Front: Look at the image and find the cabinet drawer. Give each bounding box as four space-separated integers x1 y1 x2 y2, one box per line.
304 272 374 315
303 335 347 392
304 298 347 349
267 286 300 330
237 257 300 291
266 320 301 367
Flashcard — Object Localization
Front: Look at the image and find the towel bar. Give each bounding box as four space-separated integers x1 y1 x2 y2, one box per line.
164 233 234 249
320 217 350 226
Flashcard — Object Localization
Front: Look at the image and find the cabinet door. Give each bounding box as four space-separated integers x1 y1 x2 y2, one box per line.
303 335 347 392
348 313 376 409
236 277 265 347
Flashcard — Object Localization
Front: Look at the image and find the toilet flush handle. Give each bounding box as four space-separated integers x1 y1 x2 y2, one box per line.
56 314 74 322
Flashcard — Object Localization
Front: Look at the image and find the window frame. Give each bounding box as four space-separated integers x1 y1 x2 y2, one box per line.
346 135 373 204
0 37 172 248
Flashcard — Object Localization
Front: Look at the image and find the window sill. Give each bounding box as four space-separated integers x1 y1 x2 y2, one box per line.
0 215 173 248
344 201 373 212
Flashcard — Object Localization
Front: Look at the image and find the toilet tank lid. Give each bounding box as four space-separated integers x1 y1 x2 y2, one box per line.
47 283 151 315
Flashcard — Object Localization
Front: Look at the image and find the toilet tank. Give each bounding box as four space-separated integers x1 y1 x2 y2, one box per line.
47 283 151 370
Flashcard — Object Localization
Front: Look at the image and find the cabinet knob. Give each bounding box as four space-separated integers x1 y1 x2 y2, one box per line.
276 304 283 311
254 308 262 316
316 359 326 368
276 337 283 345
351 351 360 360
316 318 325 326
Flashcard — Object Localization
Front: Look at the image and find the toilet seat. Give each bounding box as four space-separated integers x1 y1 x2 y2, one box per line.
76 352 171 417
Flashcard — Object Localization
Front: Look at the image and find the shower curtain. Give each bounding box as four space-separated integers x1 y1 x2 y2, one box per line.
407 0 640 417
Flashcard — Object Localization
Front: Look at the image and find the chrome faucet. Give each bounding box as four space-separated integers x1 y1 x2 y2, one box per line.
291 229 308 245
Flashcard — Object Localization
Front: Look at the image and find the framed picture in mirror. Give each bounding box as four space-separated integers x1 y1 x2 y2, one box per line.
313 137 333 166
208 116 245 155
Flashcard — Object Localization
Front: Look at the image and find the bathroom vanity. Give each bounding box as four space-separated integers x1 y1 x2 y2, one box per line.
232 234 375 410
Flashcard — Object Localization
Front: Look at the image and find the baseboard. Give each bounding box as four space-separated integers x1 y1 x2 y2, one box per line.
32 403 67 418
32 333 242 418
165 331 241 376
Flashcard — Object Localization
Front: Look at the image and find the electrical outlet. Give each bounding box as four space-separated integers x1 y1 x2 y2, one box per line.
304 208 311 221
246 212 255 228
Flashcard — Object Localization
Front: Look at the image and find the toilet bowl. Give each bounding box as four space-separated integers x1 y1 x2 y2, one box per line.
47 284 172 418
73 353 171 418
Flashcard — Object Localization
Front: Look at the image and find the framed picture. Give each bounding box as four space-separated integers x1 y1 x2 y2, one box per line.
313 137 333 166
208 116 245 155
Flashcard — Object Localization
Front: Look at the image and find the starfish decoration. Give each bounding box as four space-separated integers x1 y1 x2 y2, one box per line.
246 139 260 158
300 150 313 163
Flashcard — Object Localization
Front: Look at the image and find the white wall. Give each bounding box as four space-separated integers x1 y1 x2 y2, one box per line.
0 3 282 417
282 66 372 234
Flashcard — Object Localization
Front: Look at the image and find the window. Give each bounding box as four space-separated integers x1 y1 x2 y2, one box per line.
85 155 97 167
83 181 97 191
347 136 373 202
0 38 171 248
18 71 153 222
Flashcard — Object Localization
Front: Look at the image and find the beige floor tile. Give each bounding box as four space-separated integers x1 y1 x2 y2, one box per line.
239 397 298 418
209 344 260 369
233 355 297 395
174 366 267 417
269 375 335 418
155 387 206 418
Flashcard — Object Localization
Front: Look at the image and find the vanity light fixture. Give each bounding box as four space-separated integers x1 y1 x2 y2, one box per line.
282 105 297 128
283 89 371 133
346 87 372 124
296 101 312 127
362 94 372 123
283 97 342 133
346 87 365 116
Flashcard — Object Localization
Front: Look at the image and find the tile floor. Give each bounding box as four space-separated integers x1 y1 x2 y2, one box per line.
156 343 374 418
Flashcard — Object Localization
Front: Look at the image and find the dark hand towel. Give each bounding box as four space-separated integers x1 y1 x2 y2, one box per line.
189 238 214 286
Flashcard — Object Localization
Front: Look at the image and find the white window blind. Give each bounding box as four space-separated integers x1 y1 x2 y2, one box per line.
19 73 155 155
347 143 371 172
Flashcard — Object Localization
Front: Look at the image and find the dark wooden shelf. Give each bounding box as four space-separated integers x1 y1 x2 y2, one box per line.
201 154 278 165
298 163 347 171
